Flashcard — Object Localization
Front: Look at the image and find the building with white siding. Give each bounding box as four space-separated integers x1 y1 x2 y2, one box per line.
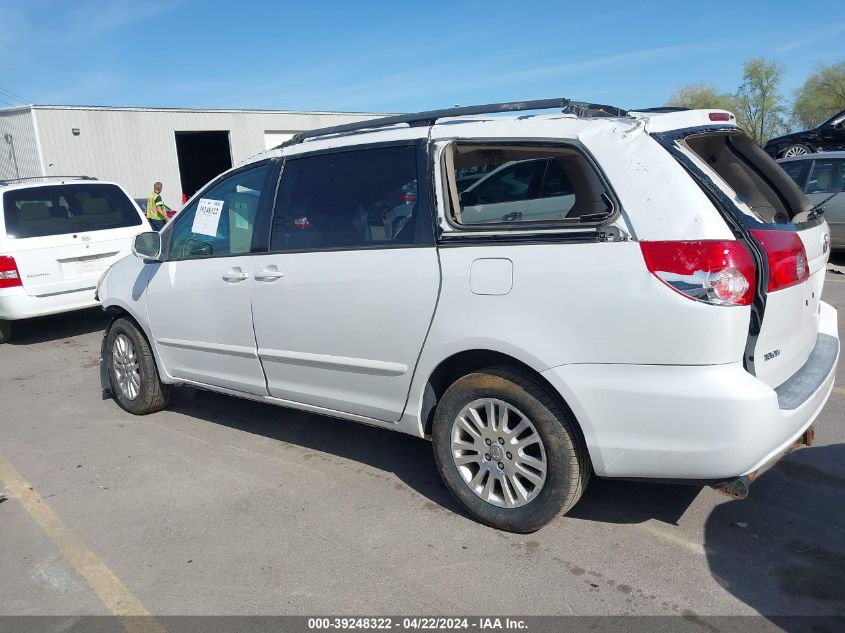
0 105 384 207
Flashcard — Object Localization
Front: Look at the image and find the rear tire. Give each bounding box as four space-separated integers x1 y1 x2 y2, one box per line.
431 366 590 532
106 317 171 415
0 319 10 344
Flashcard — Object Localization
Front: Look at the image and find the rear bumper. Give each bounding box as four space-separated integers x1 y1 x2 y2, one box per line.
0 286 99 320
541 301 840 480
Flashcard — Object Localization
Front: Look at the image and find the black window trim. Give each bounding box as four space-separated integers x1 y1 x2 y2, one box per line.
262 138 436 256
435 138 622 237
159 158 280 263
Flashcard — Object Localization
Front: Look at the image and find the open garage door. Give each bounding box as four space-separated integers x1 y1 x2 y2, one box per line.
175 131 233 199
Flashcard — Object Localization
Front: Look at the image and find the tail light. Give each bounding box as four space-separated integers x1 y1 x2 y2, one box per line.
640 241 756 306
708 112 732 122
0 255 22 289
400 192 417 203
750 229 809 292
290 215 313 230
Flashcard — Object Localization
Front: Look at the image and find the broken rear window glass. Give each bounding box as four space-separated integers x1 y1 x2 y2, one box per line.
445 144 612 227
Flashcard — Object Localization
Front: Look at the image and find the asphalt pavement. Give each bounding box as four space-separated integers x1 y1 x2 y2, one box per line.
1 261 844 628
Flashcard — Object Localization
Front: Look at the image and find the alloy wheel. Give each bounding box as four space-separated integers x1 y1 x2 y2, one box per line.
450 398 548 508
112 333 141 400
783 145 809 157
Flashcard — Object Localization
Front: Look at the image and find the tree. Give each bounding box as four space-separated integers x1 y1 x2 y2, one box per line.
792 61 845 129
666 83 736 111
734 57 787 145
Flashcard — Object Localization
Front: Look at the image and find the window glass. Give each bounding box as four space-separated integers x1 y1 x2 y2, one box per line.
270 145 418 251
469 160 546 204
2 183 142 239
448 145 611 226
168 163 270 260
780 161 809 188
805 160 844 194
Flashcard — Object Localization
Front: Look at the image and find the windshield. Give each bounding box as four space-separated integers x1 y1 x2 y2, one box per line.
820 109 845 128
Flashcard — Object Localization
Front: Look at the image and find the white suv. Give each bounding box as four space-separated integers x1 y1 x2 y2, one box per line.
97 99 840 532
0 177 150 343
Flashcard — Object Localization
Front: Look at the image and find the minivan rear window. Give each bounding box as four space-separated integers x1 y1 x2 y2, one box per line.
444 144 612 227
682 132 810 223
3 183 142 239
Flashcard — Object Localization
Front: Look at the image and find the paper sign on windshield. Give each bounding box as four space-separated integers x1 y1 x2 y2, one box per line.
192 198 224 237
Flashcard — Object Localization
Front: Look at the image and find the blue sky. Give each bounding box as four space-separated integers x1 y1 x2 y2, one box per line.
1 0 843 113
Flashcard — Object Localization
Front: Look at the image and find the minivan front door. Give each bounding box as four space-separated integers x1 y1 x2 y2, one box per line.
250 143 439 421
146 162 273 395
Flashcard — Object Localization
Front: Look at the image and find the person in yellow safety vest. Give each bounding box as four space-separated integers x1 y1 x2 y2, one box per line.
146 182 171 232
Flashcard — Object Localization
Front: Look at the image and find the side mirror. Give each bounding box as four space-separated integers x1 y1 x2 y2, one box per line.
132 231 162 261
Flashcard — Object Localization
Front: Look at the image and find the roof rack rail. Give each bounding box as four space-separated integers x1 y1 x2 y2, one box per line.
0 175 98 186
562 102 628 118
277 98 629 148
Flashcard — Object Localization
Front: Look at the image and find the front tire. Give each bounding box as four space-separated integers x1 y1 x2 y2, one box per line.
106 317 171 415
432 366 589 532
0 319 11 344
781 143 811 158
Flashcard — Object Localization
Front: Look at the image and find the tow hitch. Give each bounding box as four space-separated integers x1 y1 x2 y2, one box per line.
711 425 815 500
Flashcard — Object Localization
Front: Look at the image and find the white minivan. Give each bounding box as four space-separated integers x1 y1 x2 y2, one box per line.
97 99 839 532
0 177 150 343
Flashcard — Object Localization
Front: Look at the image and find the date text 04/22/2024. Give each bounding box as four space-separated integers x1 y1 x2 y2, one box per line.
307 617 527 630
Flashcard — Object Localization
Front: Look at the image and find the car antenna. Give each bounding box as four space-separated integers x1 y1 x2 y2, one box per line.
807 191 839 218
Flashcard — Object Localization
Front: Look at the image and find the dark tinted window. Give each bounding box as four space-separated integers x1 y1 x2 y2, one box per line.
3 183 142 238
168 163 271 260
270 145 418 251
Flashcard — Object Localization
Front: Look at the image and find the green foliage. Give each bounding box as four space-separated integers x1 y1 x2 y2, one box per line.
661 57 845 144
666 84 736 111
793 61 845 129
734 58 787 145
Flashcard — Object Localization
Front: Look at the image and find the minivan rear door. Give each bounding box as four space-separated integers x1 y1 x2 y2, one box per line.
671 129 830 388
1 183 147 297
250 141 440 422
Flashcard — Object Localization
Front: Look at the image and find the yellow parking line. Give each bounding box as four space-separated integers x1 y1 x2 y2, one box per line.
0 455 165 633
834 387 845 396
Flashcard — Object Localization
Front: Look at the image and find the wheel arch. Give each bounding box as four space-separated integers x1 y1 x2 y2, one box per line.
101 304 172 387
778 141 816 158
419 349 589 463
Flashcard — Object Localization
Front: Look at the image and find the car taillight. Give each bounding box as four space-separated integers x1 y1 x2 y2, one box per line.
291 215 313 230
401 192 417 203
640 241 756 306
708 112 732 121
0 255 22 289
750 229 809 292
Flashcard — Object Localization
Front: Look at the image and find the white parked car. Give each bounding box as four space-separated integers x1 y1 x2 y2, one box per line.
0 177 150 343
97 99 839 532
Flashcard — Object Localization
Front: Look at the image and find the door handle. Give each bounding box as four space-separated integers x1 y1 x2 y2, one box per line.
222 269 249 282
254 267 285 281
